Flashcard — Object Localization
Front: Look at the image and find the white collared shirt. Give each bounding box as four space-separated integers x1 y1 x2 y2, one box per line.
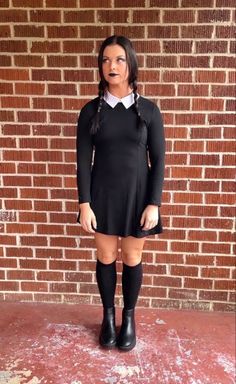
104 90 137 109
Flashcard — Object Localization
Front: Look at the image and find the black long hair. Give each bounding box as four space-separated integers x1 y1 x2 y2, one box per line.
90 35 145 134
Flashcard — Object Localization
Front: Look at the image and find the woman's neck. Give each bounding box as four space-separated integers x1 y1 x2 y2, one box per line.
107 85 133 99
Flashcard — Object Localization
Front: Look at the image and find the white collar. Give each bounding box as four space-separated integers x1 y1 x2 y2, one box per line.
104 90 137 109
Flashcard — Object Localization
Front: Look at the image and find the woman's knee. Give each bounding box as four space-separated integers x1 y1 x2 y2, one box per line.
95 233 118 264
121 250 142 266
121 236 145 266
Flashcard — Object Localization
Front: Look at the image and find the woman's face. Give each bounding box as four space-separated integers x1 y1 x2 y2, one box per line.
102 44 129 88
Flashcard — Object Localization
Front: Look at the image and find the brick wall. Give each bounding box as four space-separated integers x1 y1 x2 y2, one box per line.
0 0 235 311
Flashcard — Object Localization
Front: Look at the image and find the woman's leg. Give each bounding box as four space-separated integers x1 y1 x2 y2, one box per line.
117 236 146 351
94 233 119 348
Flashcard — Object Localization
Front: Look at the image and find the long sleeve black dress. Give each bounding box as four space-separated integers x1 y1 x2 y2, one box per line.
76 95 165 238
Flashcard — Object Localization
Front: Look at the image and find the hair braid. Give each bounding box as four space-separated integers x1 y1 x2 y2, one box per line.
90 81 105 134
133 80 146 130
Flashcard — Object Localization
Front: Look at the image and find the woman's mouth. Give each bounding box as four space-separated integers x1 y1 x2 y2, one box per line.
109 73 119 77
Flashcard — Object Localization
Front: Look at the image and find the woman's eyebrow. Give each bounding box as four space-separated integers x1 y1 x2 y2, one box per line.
102 55 126 58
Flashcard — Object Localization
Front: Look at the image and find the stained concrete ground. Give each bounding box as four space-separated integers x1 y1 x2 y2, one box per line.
0 302 235 384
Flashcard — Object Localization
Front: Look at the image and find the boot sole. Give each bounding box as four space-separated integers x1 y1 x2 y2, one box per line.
117 339 136 352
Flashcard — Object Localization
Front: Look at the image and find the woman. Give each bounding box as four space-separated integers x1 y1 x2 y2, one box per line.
76 35 165 352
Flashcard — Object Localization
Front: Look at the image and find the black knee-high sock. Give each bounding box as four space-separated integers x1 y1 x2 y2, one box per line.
96 259 117 309
122 262 143 310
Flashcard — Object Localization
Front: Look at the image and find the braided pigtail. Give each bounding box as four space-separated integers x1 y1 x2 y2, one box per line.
132 80 146 130
90 81 105 134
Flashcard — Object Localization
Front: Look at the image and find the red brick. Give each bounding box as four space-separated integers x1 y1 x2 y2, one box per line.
0 83 13 94
21 282 48 292
64 10 94 23
202 243 231 255
50 283 77 293
47 56 78 68
202 268 231 279
18 111 46 123
163 10 194 23
196 70 226 83
192 98 224 111
33 97 62 110
0 55 11 66
163 41 193 54
0 40 27 52
0 25 10 37
178 84 208 97
153 276 182 287
37 271 63 281
182 0 213 5
188 205 217 217
199 291 228 302
3 175 31 186
171 242 199 253
176 114 205 125
204 218 233 230
50 138 74 149
152 299 181 309
148 26 178 39
32 69 61 81
133 10 160 23
63 40 94 53
19 137 48 148
14 25 44 37
147 56 177 68
15 83 45 95
14 55 44 67
0 281 19 291
80 55 99 68
180 56 210 68
171 167 202 179
205 168 235 179
33 176 62 188
205 193 235 205
113 26 145 39
226 100 236 111
214 56 236 69
198 10 230 23
172 217 201 228
215 280 235 290
1 96 30 109
0 188 17 198
0 235 17 245
208 114 235 126
188 229 218 241
13 0 43 5
0 258 17 268
171 266 198 277
49 112 76 124
48 83 76 95
30 10 61 23
64 70 93 82
166 154 187 165
80 26 111 38
20 189 47 199
186 255 214 266
6 224 34 234
7 270 34 280
169 288 197 300
216 25 236 38
184 278 212 289
190 154 220 166
20 236 48 246
97 9 129 23
181 25 213 38
145 84 175 97
115 0 145 8
212 85 235 97
31 41 60 53
221 181 236 192
196 41 228 54
190 127 221 139
213 303 235 312
0 69 29 81
81 0 112 6
173 193 202 204
0 9 27 22
46 0 76 6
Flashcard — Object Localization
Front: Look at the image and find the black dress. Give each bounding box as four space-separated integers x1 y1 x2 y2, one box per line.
76 96 165 238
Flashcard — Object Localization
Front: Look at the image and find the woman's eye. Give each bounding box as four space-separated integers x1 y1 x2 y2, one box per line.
117 58 125 62
102 58 109 63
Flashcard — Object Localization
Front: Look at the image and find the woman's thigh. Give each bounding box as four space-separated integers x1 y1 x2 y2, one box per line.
120 236 146 266
94 232 119 264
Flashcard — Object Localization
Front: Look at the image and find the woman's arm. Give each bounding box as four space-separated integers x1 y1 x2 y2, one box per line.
77 105 97 233
147 103 166 207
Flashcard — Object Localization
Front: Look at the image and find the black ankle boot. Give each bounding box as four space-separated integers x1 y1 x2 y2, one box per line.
117 308 136 351
99 307 116 349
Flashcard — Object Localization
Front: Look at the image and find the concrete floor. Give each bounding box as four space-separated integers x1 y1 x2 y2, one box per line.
0 302 235 384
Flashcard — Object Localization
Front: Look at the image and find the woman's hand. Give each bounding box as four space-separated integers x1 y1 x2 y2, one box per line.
79 203 97 233
140 205 159 231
